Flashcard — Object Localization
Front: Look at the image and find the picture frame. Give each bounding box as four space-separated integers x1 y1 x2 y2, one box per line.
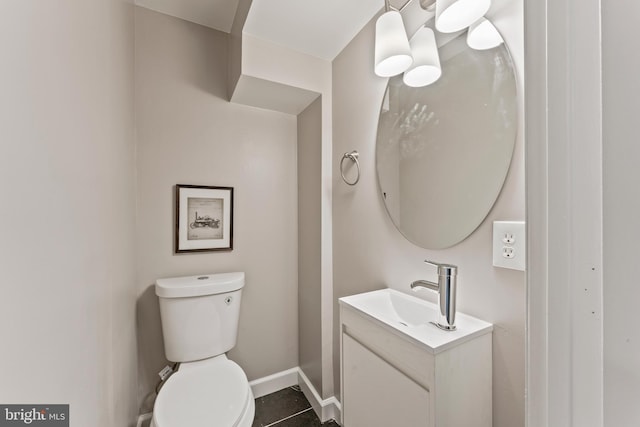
175 184 234 253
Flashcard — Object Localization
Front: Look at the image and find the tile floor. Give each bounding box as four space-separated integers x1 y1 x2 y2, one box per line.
252 386 340 427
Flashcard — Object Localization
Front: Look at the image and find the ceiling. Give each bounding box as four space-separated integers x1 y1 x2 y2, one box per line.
135 0 241 33
243 0 382 60
132 0 513 62
134 0 385 60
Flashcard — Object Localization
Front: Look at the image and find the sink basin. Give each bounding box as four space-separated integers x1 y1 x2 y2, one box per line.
340 288 493 426
339 288 492 354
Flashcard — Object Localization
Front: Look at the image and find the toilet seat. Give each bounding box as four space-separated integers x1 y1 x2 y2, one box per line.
152 358 253 427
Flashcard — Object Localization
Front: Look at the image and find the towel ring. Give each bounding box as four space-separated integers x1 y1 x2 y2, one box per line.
340 151 360 186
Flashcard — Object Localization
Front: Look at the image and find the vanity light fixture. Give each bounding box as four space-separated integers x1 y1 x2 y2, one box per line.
466 17 504 50
374 0 413 77
375 0 498 86
435 0 491 33
403 26 442 87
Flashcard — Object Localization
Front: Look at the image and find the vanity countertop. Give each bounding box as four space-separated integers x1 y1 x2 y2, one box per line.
339 288 493 354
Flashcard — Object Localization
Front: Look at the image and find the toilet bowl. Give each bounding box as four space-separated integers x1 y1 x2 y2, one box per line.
151 356 254 427
152 272 254 427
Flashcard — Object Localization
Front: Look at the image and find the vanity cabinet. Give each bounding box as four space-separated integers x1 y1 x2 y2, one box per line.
342 333 431 426
339 289 493 427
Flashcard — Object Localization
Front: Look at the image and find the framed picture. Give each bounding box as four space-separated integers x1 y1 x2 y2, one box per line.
175 184 233 253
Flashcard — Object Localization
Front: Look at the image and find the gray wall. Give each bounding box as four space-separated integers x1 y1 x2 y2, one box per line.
602 1 640 425
297 97 323 394
0 1 137 425
134 7 299 411
331 9 525 427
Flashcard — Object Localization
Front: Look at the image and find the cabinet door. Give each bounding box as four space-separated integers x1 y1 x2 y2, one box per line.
342 333 431 427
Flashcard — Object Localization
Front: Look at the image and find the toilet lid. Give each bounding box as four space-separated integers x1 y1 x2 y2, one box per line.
153 359 249 427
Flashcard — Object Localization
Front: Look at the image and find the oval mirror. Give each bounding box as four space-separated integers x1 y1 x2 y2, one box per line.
376 26 517 249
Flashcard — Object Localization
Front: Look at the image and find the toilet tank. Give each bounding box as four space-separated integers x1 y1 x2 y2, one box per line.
155 272 245 362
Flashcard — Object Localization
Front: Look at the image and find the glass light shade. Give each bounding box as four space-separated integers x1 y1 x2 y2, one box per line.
466 17 503 50
374 10 413 77
435 0 491 33
403 27 441 87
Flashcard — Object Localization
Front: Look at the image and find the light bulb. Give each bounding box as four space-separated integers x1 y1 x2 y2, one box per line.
403 27 442 87
374 10 413 77
467 17 503 50
435 0 491 33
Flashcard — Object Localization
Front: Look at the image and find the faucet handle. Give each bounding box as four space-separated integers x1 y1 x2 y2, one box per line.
424 260 458 276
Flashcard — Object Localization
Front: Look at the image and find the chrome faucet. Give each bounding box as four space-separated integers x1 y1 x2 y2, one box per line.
411 260 458 331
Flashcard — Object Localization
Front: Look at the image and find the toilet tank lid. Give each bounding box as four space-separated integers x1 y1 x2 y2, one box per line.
155 272 245 298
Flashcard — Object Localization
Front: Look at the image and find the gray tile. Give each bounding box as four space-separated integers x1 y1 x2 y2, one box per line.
252 387 312 427
273 408 322 427
269 407 339 427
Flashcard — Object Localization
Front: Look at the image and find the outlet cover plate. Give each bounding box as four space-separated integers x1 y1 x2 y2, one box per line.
493 221 526 271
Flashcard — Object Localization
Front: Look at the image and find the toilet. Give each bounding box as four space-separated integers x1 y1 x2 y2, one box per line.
151 272 254 427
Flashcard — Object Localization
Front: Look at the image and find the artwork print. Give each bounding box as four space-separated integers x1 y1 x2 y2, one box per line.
187 197 223 240
175 185 233 253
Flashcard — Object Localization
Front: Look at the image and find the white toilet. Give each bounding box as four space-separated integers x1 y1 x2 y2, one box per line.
151 272 254 427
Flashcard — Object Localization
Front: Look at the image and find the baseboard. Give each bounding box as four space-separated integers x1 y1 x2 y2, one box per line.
249 367 299 398
297 369 342 425
248 367 342 424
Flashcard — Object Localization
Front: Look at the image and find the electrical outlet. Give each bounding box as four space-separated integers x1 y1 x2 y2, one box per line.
502 246 514 258
493 221 526 271
502 232 515 244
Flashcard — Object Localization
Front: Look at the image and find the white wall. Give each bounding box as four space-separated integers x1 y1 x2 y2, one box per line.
134 7 299 410
0 1 137 426
602 1 640 425
332 2 525 427
229 22 337 401
298 98 324 394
